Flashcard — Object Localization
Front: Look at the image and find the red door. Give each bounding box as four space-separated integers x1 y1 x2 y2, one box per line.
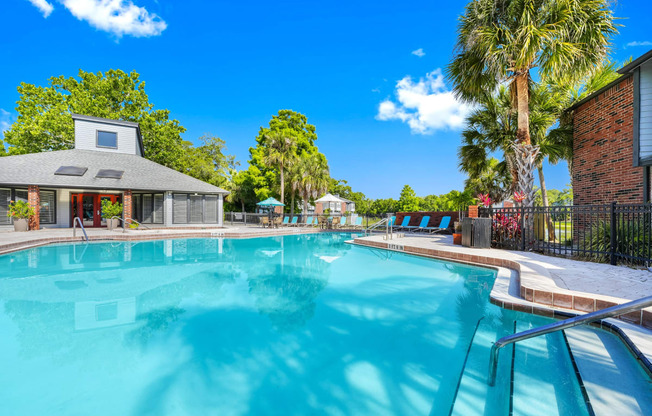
71 193 122 227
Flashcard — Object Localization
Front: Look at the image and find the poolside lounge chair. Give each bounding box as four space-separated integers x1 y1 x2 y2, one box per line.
351 217 363 229
338 216 347 228
289 216 299 226
281 216 290 226
393 215 411 231
407 216 430 233
273 217 282 228
304 216 313 226
388 216 396 228
261 217 270 228
419 216 451 234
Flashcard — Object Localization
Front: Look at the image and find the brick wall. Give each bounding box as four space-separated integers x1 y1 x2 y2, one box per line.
123 190 132 223
395 211 459 230
28 185 40 230
572 75 643 205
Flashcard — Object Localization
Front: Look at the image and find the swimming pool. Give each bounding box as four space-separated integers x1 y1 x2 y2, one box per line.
0 233 649 415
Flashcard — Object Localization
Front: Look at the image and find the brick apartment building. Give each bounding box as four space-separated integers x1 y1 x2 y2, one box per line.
570 49 652 205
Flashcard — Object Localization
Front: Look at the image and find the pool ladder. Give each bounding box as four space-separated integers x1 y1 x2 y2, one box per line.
73 216 88 242
487 295 652 385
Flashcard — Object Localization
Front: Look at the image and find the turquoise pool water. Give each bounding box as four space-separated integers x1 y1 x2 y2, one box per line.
0 233 645 415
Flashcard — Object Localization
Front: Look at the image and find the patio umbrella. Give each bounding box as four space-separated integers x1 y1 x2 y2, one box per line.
257 197 285 207
257 197 285 225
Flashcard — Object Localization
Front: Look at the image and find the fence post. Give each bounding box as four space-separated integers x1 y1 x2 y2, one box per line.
520 206 526 251
610 202 617 266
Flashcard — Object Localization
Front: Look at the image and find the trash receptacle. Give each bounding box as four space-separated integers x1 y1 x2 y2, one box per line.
461 217 491 249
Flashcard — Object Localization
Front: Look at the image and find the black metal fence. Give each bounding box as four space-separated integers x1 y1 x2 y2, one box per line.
480 203 652 266
224 212 388 229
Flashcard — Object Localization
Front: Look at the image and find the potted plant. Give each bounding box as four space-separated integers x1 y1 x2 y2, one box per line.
453 221 463 245
7 200 35 232
101 199 123 230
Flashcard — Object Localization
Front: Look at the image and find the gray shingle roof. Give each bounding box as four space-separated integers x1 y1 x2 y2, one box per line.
0 149 229 194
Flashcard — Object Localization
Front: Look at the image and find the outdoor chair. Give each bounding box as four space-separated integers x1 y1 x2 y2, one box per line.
304 216 313 226
273 217 282 228
408 216 431 233
420 216 451 234
261 217 270 228
351 217 363 229
281 216 290 226
289 217 299 226
337 216 347 228
393 215 411 231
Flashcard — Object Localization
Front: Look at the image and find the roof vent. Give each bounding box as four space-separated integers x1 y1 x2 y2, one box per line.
55 166 88 176
96 169 124 179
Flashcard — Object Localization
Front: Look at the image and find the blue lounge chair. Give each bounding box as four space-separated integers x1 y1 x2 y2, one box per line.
421 216 451 233
393 215 411 231
388 216 396 227
304 216 313 226
282 216 290 226
338 216 347 228
289 216 299 226
352 217 363 228
408 216 431 232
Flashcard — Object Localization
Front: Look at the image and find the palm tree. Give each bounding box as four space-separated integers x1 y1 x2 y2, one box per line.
263 130 297 205
448 0 617 207
288 157 304 218
300 154 330 219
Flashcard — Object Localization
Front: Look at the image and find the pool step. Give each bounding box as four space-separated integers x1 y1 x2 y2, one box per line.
564 326 652 416
511 320 591 416
449 313 514 416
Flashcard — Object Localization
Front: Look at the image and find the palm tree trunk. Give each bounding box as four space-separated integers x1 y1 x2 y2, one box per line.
515 71 530 145
290 191 295 218
279 166 285 205
538 165 555 242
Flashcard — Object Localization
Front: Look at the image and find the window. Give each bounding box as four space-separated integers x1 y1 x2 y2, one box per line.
173 193 219 224
97 131 118 148
40 190 56 224
134 193 164 224
173 194 187 224
0 189 10 225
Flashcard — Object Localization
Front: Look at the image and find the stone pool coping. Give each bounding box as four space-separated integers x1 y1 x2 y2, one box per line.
350 235 652 375
0 226 322 256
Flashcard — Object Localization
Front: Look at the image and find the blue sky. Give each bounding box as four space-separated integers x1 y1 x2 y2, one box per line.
2 0 652 199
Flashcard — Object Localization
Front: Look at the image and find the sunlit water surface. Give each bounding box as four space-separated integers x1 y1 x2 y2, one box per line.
0 233 524 415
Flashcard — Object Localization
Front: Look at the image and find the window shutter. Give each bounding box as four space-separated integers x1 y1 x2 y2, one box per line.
0 189 10 225
189 195 203 223
39 191 56 224
153 194 164 224
204 195 217 223
143 194 153 223
173 194 188 223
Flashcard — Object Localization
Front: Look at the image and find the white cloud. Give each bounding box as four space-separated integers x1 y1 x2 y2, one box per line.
411 48 425 58
27 0 54 17
626 41 652 47
60 0 167 37
1 109 14 137
376 69 472 135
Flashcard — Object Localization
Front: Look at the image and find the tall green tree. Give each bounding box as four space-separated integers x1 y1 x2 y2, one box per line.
397 185 420 212
180 134 237 188
3 69 188 169
448 0 617 207
248 110 329 209
262 130 297 205
300 153 330 217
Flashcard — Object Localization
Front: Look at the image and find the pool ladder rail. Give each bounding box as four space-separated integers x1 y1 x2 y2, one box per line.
487 295 652 386
364 216 395 240
72 216 88 242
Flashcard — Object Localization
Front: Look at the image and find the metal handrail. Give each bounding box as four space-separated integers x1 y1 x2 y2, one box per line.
364 217 389 236
73 217 88 242
110 216 151 230
487 295 652 386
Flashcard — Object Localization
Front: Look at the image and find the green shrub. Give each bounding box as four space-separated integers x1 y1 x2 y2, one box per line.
101 199 123 219
7 200 34 219
585 219 649 264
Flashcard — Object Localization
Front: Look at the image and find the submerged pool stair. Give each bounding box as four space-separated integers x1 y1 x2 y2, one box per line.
448 308 652 416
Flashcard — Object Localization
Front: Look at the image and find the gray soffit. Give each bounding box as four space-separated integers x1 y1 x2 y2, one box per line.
0 149 229 194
